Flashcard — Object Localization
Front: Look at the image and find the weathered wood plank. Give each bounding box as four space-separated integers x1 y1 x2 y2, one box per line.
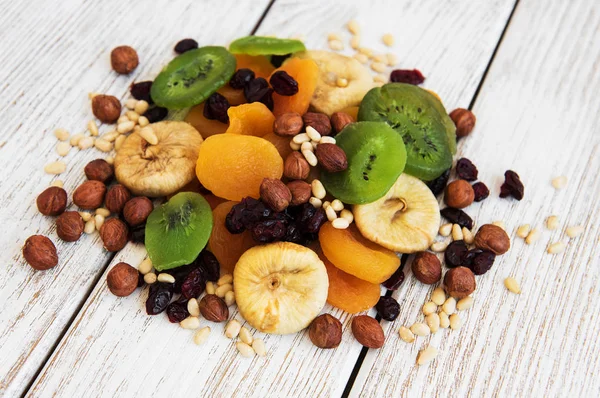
351 0 600 396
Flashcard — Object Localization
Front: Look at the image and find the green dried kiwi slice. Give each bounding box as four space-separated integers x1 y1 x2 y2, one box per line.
151 46 236 109
358 83 456 181
229 36 306 56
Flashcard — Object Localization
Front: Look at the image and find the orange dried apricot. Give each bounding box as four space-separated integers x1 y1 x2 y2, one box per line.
209 201 257 274
270 58 319 116
235 54 275 79
217 85 246 106
262 132 293 160
185 103 228 138
319 222 400 284
225 102 275 137
196 134 283 201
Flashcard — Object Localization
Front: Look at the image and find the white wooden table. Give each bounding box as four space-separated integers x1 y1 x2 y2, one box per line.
1 0 599 396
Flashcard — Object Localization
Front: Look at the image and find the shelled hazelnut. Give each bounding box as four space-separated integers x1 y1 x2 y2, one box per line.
73 180 106 209
99 218 128 252
123 197 153 226
36 186 67 216
22 235 58 270
56 211 84 242
106 262 139 296
105 184 131 213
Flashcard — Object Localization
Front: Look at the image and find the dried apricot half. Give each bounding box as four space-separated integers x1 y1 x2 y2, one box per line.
270 58 319 116
225 102 275 137
185 103 228 138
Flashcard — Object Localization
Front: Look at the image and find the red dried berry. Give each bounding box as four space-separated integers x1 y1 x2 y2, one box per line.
445 240 468 268
466 249 496 275
269 71 299 96
174 38 198 54
146 282 173 315
382 266 405 290
203 92 230 123
181 267 206 299
375 296 400 321
229 68 255 89
390 69 425 85
500 170 524 200
130 81 153 104
244 77 274 110
456 158 478 181
472 182 490 202
426 169 450 196
166 299 189 323
440 207 473 229
144 107 168 123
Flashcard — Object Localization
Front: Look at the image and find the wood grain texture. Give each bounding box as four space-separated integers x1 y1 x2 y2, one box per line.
0 1 270 396
22 0 516 397
351 0 600 396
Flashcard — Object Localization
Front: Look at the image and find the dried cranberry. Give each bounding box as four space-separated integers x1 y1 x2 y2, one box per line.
251 219 287 243
181 267 206 299
283 222 303 243
304 207 327 234
174 38 198 54
166 299 189 323
467 249 495 275
375 296 400 321
270 71 299 96
382 267 405 290
129 223 146 243
130 81 153 104
472 182 489 202
137 272 145 287
225 197 272 233
390 69 425 85
244 78 274 110
426 169 450 196
440 207 473 229
199 250 220 282
146 282 174 315
456 158 478 181
229 68 255 89
444 240 468 268
203 92 230 123
500 170 524 200
270 54 291 67
144 106 168 123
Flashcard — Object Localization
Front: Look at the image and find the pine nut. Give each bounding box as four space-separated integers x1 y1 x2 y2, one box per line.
353 53 368 64
422 301 437 315
84 219 96 234
125 111 139 123
551 176 567 190
236 341 255 358
193 326 211 345
252 338 267 356
442 297 456 314
328 39 344 51
125 98 137 110
157 273 175 284
50 180 64 188
94 214 105 230
439 223 452 237
325 205 338 221
430 241 448 252
492 220 506 230
290 141 301 150
456 296 474 311
417 345 438 365
87 120 99 136
372 54 386 63
224 290 236 306
504 277 521 294
350 36 360 50
336 77 348 88
134 100 149 115
218 274 233 286
144 272 157 284
525 228 541 244
138 116 149 127
225 319 241 339
340 209 354 224
311 180 326 199
331 199 344 212
382 33 394 46
94 138 113 152
426 313 440 333
566 226 584 238
449 313 462 330
79 212 92 222
139 126 158 145
78 136 94 150
546 215 559 230
44 161 66 175
516 224 531 238
322 201 331 209
102 130 119 142
115 135 126 151
293 133 310 144
386 53 398 66
117 121 135 134
371 62 386 73
358 47 373 56
118 115 130 124
184 298 200 317
303 150 318 166
373 74 387 84
410 322 430 336
399 326 415 343
105 156 114 165
327 33 342 41
300 141 313 152
54 128 70 141
239 327 253 345
320 136 336 145
180 316 200 330
96 208 110 217
452 224 463 241
462 227 474 244
431 287 446 305
206 281 216 294
439 311 450 328
347 20 360 35
309 197 322 208
547 241 566 254
215 283 233 298
138 258 153 275
70 133 84 146
332 218 350 230
56 142 71 156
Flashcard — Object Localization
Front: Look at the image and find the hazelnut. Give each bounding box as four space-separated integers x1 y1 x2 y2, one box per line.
286 180 311 205
331 112 354 133
84 159 114 183
474 224 510 255
315 143 348 173
91 95 121 124
99 218 129 252
412 251 442 284
351 315 385 348
273 112 303 136
199 294 229 322
22 235 58 270
284 152 310 180
260 178 292 212
105 184 131 213
302 112 332 136
110 45 139 74
56 211 84 242
36 186 67 216
449 108 476 138
444 266 476 299
106 262 139 297
309 314 342 349
444 179 474 209
73 180 107 209
123 197 153 226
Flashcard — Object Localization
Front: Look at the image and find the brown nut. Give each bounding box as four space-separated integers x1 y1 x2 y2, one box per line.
106 262 139 297
36 186 67 216
260 178 292 212
199 294 229 322
351 315 385 349
412 251 442 284
474 224 510 255
315 143 348 173
105 184 131 213
99 218 129 252
286 180 312 205
22 235 58 270
273 112 303 136
309 314 342 349
123 197 153 226
84 159 114 183
110 45 139 74
56 211 84 242
331 112 354 133
73 180 107 210
444 266 476 299
444 180 475 209
92 95 121 124
449 108 476 138
284 152 310 180
303 112 332 136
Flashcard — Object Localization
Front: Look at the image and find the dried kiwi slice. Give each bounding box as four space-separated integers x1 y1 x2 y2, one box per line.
320 121 407 205
358 83 456 181
229 36 306 56
151 46 236 109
